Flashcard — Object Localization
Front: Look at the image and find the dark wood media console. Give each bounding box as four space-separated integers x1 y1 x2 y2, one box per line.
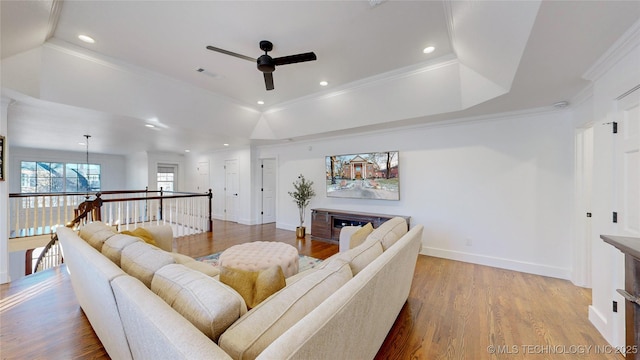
311 208 410 243
601 234 640 360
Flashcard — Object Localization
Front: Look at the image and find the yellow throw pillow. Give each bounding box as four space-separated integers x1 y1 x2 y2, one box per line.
121 227 157 247
220 266 286 309
349 223 374 249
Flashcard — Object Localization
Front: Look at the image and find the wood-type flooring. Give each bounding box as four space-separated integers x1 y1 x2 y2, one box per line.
1 220 624 359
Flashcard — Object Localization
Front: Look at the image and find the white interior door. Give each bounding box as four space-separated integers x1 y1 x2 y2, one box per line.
261 159 276 224
224 159 239 222
574 125 593 287
196 161 209 192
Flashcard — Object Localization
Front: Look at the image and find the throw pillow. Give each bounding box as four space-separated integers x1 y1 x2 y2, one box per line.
121 227 157 247
349 222 374 249
220 266 286 309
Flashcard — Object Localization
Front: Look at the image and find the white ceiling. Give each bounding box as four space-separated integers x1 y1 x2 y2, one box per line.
1 0 639 155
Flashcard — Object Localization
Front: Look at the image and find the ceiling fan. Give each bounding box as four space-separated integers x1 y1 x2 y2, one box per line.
206 40 317 91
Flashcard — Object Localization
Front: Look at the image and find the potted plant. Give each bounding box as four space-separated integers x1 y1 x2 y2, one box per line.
288 174 316 238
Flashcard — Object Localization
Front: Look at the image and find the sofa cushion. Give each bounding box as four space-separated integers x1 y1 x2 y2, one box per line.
336 236 383 275
151 264 247 342
86 228 117 252
102 234 141 266
349 223 373 249
121 241 176 288
218 259 352 360
170 252 220 277
220 265 286 309
366 217 408 251
78 221 114 241
120 227 157 247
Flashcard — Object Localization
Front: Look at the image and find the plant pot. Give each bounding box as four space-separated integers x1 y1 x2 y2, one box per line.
296 226 306 238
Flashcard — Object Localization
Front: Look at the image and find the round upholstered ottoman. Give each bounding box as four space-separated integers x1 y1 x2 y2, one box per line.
218 241 299 277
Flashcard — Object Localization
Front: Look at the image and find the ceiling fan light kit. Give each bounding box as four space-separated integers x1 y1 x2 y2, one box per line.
206 40 317 91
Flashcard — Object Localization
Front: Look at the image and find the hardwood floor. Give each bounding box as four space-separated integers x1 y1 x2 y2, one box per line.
1 220 623 359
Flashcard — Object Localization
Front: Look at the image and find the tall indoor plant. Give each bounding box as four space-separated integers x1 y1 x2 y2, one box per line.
288 174 316 238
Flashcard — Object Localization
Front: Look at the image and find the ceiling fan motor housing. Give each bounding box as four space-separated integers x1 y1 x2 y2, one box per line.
257 55 275 73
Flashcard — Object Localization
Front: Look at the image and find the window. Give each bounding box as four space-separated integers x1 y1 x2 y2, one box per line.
157 165 176 191
21 161 101 193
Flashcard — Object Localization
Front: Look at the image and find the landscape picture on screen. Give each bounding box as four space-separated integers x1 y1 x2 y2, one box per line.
325 151 399 200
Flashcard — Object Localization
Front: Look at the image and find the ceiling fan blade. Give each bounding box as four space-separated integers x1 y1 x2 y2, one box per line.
206 46 255 62
273 52 317 66
264 72 274 90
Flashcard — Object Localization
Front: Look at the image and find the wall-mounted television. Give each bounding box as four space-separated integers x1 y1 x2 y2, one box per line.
325 150 400 200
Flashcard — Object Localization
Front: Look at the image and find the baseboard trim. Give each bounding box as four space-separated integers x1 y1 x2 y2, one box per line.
588 305 611 344
0 271 10 284
421 246 571 280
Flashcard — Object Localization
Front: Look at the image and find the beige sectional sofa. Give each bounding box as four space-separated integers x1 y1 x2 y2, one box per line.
58 217 424 360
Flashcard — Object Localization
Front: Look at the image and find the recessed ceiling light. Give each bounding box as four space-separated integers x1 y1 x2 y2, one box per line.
78 35 95 44
319 81 328 86
184 149 190 153
145 124 155 128
423 46 435 54
257 100 264 105
223 143 229 147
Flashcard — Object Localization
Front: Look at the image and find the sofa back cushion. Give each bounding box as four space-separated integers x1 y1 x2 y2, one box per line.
102 234 141 266
219 259 352 360
366 217 408 251
335 236 383 275
170 252 220 277
151 264 247 342
78 221 114 241
86 228 117 252
120 241 175 288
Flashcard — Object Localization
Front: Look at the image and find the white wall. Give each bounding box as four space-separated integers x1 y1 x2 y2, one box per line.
125 151 148 190
255 110 575 280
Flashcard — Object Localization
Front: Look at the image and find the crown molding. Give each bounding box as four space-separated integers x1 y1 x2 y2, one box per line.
570 83 594 109
256 104 564 150
583 19 640 82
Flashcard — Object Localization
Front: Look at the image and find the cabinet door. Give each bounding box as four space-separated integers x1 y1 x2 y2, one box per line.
311 210 331 240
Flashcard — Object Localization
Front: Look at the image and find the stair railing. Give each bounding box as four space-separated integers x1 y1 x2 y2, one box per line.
28 189 213 273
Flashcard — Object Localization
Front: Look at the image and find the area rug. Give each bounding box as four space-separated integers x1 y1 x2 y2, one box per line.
196 251 322 273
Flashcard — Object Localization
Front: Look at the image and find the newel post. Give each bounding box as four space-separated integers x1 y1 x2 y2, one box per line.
207 189 213 232
92 193 103 222
159 187 164 221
